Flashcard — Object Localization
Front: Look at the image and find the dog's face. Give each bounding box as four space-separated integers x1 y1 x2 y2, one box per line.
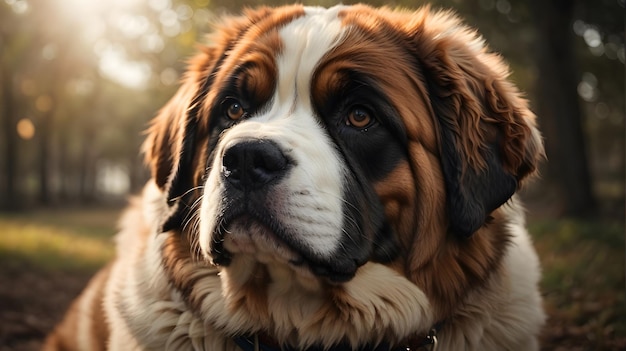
198 6 414 283
145 4 542 321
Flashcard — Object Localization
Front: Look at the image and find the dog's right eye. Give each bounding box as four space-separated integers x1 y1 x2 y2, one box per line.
346 106 373 128
223 99 245 120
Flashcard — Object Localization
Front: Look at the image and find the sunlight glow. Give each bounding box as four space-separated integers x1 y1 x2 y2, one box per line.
55 0 154 90
35 95 53 112
160 67 179 86
96 161 130 196
577 72 598 102
17 118 35 140
573 19 624 63
40 0 204 90
99 47 152 89
59 0 143 17
583 28 602 48
112 13 150 39
5 0 29 14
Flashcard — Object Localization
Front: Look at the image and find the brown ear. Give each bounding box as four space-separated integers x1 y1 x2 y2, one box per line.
411 10 544 237
142 47 224 232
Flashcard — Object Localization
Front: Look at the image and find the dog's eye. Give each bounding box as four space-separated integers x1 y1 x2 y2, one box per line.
346 106 373 129
224 99 245 120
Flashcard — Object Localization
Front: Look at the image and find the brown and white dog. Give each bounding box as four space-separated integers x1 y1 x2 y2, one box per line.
44 4 545 351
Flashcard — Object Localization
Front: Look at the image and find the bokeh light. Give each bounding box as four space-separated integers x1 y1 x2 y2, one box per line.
16 118 35 140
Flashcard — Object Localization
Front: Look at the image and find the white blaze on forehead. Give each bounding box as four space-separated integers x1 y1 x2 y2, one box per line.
275 5 347 110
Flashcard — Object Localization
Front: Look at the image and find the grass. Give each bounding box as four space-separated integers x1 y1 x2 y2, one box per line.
0 208 120 272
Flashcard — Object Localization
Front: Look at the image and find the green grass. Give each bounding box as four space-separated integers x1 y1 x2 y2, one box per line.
0 208 120 272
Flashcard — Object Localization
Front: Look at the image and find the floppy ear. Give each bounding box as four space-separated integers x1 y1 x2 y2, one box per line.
412 11 544 237
142 47 224 232
142 72 200 232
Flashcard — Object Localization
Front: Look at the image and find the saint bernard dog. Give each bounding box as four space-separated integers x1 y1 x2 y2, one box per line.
44 4 546 351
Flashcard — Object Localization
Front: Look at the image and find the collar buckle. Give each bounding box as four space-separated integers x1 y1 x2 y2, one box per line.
404 328 438 351
423 328 438 351
253 334 260 351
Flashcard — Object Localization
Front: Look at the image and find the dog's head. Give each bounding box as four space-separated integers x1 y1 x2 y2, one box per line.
143 4 542 343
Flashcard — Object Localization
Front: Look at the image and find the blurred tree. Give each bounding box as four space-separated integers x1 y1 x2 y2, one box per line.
528 0 596 216
0 59 17 210
0 1 33 210
0 58 18 211
571 0 625 216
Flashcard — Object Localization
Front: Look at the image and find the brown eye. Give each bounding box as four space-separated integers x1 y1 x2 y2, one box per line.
225 100 245 120
347 107 372 128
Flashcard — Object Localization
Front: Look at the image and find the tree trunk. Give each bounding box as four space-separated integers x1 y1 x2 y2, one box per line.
529 0 596 216
1 65 20 211
79 127 97 203
38 110 53 205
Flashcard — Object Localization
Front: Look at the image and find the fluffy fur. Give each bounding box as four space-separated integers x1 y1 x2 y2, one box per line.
44 4 545 351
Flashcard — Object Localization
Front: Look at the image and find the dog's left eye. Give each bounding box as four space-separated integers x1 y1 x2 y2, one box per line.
346 106 374 129
224 99 245 120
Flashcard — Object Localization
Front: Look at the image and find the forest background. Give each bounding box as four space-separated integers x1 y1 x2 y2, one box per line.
0 0 624 350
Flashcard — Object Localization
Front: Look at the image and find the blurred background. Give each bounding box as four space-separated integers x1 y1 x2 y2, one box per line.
0 0 623 350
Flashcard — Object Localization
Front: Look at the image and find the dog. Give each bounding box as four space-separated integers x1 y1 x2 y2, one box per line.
44 4 545 351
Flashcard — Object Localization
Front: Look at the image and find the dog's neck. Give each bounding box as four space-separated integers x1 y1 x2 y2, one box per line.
221 258 443 351
212 258 436 350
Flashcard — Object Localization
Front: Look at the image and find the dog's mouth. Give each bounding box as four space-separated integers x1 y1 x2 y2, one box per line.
217 213 305 266
209 201 359 283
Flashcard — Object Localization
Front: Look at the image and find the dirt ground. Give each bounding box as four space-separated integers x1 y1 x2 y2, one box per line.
0 261 92 351
1 258 625 351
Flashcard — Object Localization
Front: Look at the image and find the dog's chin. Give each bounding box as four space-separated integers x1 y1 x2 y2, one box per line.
221 216 305 267
216 215 357 284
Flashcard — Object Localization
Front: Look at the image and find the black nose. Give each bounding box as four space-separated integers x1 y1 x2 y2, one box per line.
222 140 289 191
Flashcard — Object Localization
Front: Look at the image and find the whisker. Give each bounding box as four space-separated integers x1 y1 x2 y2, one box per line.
169 185 205 203
182 194 204 233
